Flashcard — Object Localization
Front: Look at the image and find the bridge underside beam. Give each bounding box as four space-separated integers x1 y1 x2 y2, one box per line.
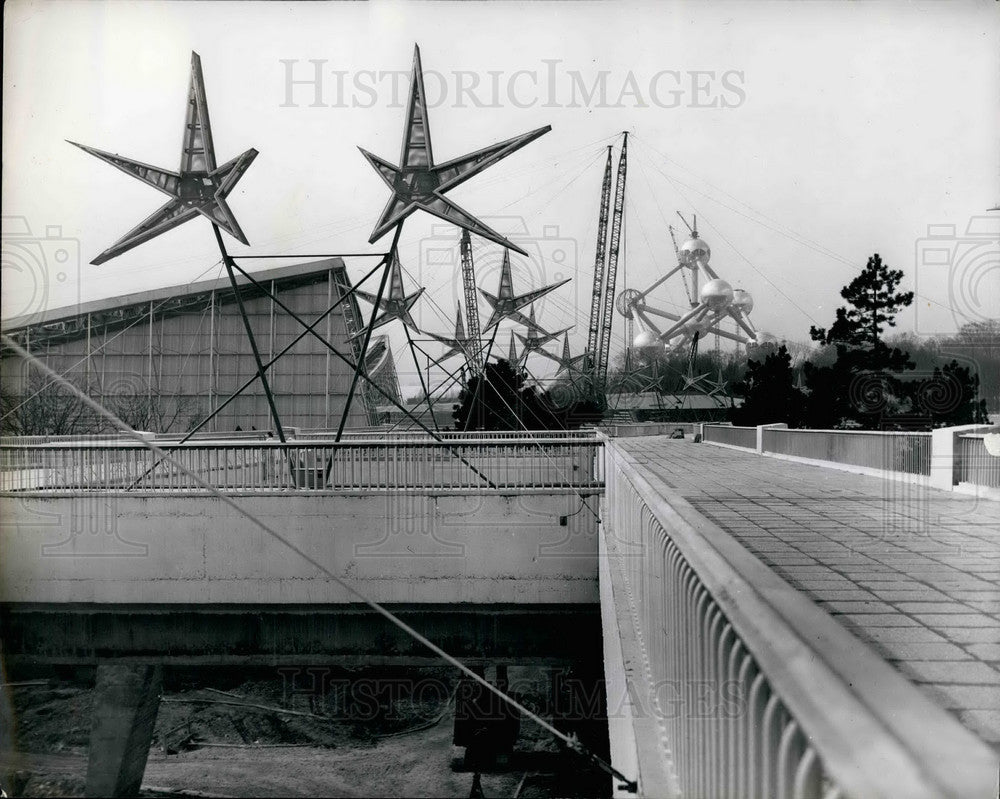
1 603 601 666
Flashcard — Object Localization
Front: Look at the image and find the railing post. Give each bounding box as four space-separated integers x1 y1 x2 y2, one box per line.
758 423 787 455
930 424 989 492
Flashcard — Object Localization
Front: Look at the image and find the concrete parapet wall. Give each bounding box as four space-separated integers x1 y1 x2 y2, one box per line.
600 438 999 798
930 423 996 492
601 423 697 439
0 492 599 605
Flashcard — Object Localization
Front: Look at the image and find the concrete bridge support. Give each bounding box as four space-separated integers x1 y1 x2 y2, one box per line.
85 664 163 798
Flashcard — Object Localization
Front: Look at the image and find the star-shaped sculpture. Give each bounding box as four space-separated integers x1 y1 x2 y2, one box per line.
507 330 520 366
680 372 712 393
69 52 257 265
705 369 729 397
613 350 653 393
554 332 591 378
426 306 476 363
634 367 666 396
514 306 571 364
352 252 425 336
480 250 570 331
359 45 550 256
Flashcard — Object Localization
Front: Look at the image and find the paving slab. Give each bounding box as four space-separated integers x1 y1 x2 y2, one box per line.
615 436 1000 748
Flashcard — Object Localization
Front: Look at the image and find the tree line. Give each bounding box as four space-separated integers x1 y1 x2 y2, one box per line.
2 254 993 435
732 254 991 429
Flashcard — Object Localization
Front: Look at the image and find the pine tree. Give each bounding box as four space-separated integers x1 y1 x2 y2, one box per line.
732 345 805 426
805 254 916 427
452 359 560 431
810 253 914 350
909 360 990 427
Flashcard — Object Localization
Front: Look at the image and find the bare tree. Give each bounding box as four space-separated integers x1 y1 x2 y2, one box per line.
1 374 102 436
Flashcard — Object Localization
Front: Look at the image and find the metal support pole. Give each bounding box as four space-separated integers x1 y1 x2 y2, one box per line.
335 224 404 441
389 339 467 432
220 261 497 488
125 259 389 489
462 323 503 431
213 225 286 443
173 263 382 442
405 325 439 432
226 262 456 440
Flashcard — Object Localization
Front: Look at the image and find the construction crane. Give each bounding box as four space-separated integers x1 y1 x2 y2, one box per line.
596 132 628 386
459 229 484 372
668 225 694 307
586 147 614 372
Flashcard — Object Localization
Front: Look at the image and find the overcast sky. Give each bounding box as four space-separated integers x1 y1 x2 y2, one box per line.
3 0 998 390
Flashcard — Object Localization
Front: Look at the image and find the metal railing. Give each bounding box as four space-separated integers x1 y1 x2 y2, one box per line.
0 433 153 445
761 428 931 476
957 433 1000 488
0 438 602 493
703 424 757 450
303 428 601 441
602 441 996 798
601 422 700 438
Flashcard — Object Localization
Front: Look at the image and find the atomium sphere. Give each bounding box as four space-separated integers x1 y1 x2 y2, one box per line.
616 288 644 320
633 330 659 348
682 317 712 337
699 278 734 310
753 331 777 345
732 289 754 314
679 236 711 266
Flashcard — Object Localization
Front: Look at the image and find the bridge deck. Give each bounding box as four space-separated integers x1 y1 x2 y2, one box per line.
617 436 1000 750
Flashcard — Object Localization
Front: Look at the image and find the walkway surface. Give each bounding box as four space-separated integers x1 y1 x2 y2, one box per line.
616 436 1000 750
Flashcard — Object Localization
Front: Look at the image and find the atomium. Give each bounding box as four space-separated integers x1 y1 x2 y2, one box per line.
678 236 711 267
632 329 659 349
699 278 734 310
618 221 757 356
616 288 644 320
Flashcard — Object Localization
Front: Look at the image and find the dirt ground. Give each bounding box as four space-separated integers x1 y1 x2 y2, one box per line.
1 666 609 798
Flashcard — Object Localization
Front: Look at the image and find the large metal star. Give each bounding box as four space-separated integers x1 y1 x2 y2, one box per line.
353 251 425 336
680 373 712 393
705 369 729 397
359 45 550 256
69 52 257 265
507 330 520 366
554 332 591 378
514 306 571 364
480 250 570 331
426 306 475 363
